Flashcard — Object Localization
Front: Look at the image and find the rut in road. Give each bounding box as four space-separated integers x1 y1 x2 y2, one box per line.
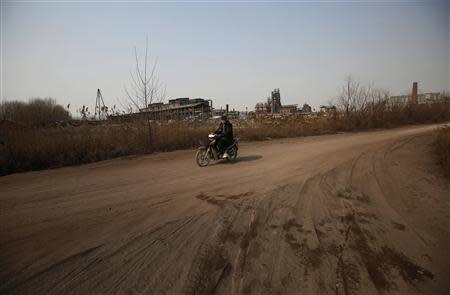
180 144 436 295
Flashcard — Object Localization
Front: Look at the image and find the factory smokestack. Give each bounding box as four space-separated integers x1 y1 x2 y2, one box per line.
411 82 418 105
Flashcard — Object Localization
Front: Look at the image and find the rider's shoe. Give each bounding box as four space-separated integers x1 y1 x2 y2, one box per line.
222 152 229 159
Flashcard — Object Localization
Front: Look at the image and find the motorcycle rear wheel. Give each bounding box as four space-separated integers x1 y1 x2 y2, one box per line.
229 146 238 161
196 149 210 167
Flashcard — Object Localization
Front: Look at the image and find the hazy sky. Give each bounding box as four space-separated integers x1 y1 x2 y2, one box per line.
1 0 449 112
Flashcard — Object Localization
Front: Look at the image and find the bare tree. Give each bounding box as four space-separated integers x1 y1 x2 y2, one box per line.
336 76 391 128
124 36 166 146
337 76 361 118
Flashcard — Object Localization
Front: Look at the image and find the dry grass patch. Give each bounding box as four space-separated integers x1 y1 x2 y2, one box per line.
0 121 214 175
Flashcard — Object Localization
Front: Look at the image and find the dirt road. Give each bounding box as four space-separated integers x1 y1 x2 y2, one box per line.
1 124 449 295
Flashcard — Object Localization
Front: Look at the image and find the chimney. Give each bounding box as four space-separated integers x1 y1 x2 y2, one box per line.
411 82 418 105
226 104 229 115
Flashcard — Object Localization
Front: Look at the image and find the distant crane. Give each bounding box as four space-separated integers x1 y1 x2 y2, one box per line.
94 89 108 120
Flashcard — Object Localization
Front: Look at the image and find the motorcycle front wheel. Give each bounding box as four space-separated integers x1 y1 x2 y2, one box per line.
195 148 210 167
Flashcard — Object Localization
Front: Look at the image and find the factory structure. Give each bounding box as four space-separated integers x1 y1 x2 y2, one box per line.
139 97 213 120
389 82 445 106
138 88 312 121
117 83 445 122
136 97 244 121
254 88 312 116
390 90 441 105
100 81 448 123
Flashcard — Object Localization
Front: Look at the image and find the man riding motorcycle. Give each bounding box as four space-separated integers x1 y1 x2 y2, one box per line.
215 115 234 158
195 115 238 167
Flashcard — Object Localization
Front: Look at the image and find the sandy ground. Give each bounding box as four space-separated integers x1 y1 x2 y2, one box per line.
0 124 449 295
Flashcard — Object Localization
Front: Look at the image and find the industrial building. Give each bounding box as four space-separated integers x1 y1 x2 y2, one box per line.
390 92 442 105
255 88 283 114
280 104 298 115
254 88 311 116
319 105 337 113
389 82 444 106
212 105 240 119
140 97 213 120
117 97 244 121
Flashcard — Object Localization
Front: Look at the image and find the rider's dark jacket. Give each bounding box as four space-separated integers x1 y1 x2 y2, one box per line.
216 120 233 143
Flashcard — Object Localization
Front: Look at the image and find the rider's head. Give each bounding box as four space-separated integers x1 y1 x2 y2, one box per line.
220 115 228 122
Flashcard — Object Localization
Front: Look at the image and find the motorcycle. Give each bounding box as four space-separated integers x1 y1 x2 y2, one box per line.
195 133 239 167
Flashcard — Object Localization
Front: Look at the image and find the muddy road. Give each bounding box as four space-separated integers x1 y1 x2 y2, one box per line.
1 124 449 295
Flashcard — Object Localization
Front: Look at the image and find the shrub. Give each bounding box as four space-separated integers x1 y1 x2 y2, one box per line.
0 98 70 127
